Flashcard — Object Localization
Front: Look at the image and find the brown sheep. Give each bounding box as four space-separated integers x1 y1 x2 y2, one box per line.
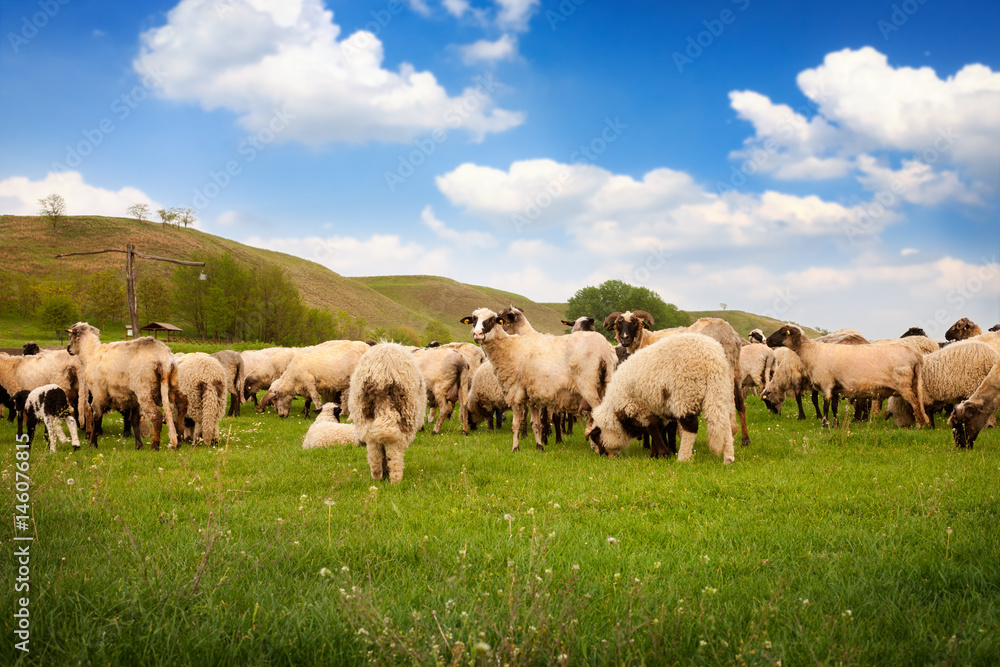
946 317 982 341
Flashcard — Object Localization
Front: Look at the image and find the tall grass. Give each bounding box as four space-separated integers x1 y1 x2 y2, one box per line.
2 398 998 665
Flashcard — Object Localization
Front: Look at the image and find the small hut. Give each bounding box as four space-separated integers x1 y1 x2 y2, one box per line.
139 322 183 342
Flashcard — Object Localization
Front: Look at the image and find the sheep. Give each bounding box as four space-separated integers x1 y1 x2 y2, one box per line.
605 313 750 446
761 348 821 419
562 316 596 332
22 342 41 355
874 335 938 356
461 307 617 452
302 402 359 449
174 353 227 446
348 343 427 483
435 341 485 429
211 350 245 417
13 384 80 452
946 317 982 341
884 341 1000 428
902 327 928 338
991 325 1000 333
258 341 370 418
411 346 470 435
0 349 85 430
587 333 735 464
816 329 870 345
748 329 765 344
740 343 775 399
66 322 181 450
244 347 298 405
239 347 287 407
970 331 1000 357
467 360 508 430
950 359 1000 448
766 324 929 428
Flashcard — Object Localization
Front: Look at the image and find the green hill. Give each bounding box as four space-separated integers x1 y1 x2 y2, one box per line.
687 310 824 339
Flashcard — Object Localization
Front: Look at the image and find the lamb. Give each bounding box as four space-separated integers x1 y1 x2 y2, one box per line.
211 350 245 417
258 341 370 418
605 312 750 446
66 323 180 450
348 343 427 483
0 349 85 430
884 341 999 428
13 384 80 452
950 359 1000 448
461 308 617 451
302 402 359 449
411 346 470 435
587 333 735 463
467 360 508 430
766 324 929 428
946 317 982 341
174 353 227 446
740 343 775 398
562 316 596 332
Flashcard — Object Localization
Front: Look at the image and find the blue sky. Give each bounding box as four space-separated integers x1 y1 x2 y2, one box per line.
1 0 998 338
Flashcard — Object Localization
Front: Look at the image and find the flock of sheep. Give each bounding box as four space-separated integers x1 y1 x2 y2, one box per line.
2 311 1000 484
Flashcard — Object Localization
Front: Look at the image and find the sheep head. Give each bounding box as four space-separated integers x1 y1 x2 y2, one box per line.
748 329 765 344
66 322 100 357
605 311 653 349
901 326 928 338
461 308 500 344
950 399 989 448
945 317 981 341
562 316 596 332
496 305 530 335
766 325 804 351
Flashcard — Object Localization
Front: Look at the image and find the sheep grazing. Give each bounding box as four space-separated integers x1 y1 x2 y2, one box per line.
0 349 85 430
950 359 1000 448
239 347 288 407
587 333 735 464
211 350 245 417
13 384 80 452
467 360 508 430
946 317 982 341
412 346 470 435
761 348 821 419
174 353 227 446
740 343 775 399
884 341 999 428
562 316 596 332
766 324 929 428
244 347 298 406
66 322 180 450
22 341 41 355
259 341 370 418
462 308 616 452
348 343 427 484
302 403 359 449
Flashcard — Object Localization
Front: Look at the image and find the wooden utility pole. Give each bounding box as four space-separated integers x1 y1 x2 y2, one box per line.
54 246 205 339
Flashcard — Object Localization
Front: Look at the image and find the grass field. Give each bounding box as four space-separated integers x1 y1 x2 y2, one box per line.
2 393 998 665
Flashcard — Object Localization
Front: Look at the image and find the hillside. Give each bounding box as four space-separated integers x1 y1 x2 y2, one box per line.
0 215 568 341
687 310 824 339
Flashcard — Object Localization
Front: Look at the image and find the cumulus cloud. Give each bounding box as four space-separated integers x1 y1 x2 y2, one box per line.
420 206 496 248
730 47 1000 193
134 0 524 145
0 171 162 217
243 233 452 276
459 34 518 64
495 0 539 31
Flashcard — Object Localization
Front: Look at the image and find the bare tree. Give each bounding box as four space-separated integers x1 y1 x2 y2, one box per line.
38 193 66 230
127 203 150 221
175 207 197 228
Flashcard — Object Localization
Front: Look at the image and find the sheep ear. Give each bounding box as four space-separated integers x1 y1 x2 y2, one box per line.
561 319 575 327
603 312 622 330
460 317 475 325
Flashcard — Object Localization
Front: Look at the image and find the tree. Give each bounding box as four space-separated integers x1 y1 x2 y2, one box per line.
172 259 211 337
38 193 66 230
175 208 197 228
137 274 172 323
720 302 728 311
157 208 177 225
424 320 452 346
205 253 253 340
127 203 150 221
565 279 690 343
39 295 80 339
85 271 127 331
390 325 422 347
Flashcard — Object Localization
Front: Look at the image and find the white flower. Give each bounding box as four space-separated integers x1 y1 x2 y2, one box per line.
700 554 710 563
369 486 378 492
571 564 580 571
699 640 707 647
654 561 661 569
553 503 560 509
319 567 332 577
607 536 618 545
341 565 350 572
527 507 535 515
504 514 513 521
764 640 772 649
324 499 336 506
474 642 491 653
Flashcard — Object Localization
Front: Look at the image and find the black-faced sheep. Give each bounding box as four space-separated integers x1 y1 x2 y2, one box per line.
462 307 617 452
175 353 227 446
946 317 982 341
901 327 928 338
66 322 180 450
884 341 999 428
587 333 735 464
950 358 1000 448
766 324 928 428
13 384 80 452
302 403 359 449
562 316 596 332
22 342 41 355
348 343 427 483
211 350 245 417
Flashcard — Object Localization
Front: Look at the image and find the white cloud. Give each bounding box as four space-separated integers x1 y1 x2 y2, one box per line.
495 0 539 31
855 155 984 206
420 205 496 248
730 47 1000 193
242 232 451 276
459 34 518 64
134 0 524 145
405 0 432 17
901 248 919 256
0 171 162 218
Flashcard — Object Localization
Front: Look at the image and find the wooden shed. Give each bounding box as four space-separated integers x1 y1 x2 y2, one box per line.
139 322 183 342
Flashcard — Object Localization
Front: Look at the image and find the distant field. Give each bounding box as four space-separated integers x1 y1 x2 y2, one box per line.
2 397 997 665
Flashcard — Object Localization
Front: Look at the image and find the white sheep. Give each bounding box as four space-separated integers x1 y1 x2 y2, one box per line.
259 341 370 418
884 341 999 428
348 343 427 484
211 350 245 417
739 343 775 399
175 353 227 446
950 358 1000 448
412 346 470 435
562 316 597 332
587 333 735 464
467 360 508 430
302 403 359 449
14 384 80 452
0 349 85 430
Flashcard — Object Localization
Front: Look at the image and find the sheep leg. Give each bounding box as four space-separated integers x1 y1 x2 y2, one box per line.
43 414 62 452
821 393 832 428
144 405 164 451
811 391 822 419
734 380 750 446
486 410 494 430
366 442 386 481
66 416 80 450
17 408 25 438
676 423 698 462
795 392 806 420
642 432 651 449
302 397 313 417
88 401 105 448
553 411 563 444
121 408 133 437
26 413 39 449
128 407 142 450
385 439 406 484
647 419 669 459
495 408 506 430
529 405 545 451
665 420 678 456
432 393 448 435
510 405 524 452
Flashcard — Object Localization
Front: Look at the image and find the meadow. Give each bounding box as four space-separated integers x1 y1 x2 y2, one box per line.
2 394 998 665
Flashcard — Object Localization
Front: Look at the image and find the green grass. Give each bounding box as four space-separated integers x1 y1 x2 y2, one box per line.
2 398 998 665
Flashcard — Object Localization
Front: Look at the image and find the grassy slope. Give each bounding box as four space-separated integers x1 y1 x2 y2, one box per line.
688 309 823 339
1 399 997 665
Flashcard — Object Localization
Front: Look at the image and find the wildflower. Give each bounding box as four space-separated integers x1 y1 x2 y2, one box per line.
700 554 710 563
607 536 619 546
572 564 580 571
473 642 491 653
699 640 707 647
67 478 75 486
319 567 332 577
553 503 560 509
504 513 513 521
324 499 336 506
764 640 772 649
369 486 378 492
527 507 535 515
654 561 661 569
342 565 350 572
